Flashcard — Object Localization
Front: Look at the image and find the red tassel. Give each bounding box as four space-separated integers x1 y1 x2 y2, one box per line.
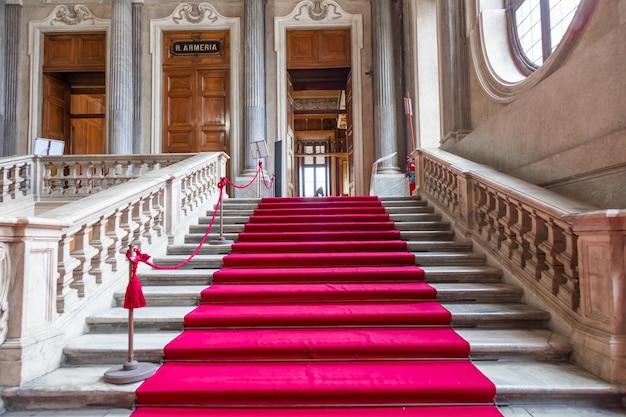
124 275 147 309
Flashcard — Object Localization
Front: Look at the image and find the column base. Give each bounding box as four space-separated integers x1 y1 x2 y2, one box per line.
571 325 626 384
372 173 411 197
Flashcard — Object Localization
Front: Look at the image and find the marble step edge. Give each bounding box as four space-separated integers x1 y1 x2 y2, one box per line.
148 251 488 268
135 266 504 285
167 240 474 255
111 283 524 307
184 230 458 243
62 328 571 365
188 222 452 233
83 303 551 332
198 211 442 224
3 360 625 411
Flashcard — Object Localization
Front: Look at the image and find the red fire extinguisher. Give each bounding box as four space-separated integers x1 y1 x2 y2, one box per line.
406 156 416 195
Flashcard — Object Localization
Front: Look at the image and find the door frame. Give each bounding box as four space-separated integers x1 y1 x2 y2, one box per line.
28 5 110 155
275 1 365 196
150 3 240 173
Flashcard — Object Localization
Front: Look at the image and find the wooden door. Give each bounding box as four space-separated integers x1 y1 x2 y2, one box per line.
162 31 230 155
42 74 70 152
163 70 196 153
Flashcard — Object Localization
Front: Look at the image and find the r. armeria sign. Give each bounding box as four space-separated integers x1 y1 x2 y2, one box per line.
171 40 221 55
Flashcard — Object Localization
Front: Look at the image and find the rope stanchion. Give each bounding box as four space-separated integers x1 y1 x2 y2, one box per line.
103 163 267 384
209 178 234 245
103 245 157 384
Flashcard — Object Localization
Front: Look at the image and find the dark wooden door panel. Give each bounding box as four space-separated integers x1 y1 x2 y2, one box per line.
42 74 70 147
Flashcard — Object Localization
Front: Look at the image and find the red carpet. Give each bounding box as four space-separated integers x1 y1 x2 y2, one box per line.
132 196 502 416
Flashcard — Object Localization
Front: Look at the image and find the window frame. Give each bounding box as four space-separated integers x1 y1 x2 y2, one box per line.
506 0 580 74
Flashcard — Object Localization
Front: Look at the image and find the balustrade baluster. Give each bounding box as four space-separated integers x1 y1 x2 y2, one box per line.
106 209 127 272
90 215 114 284
70 224 99 297
523 210 548 281
56 233 81 313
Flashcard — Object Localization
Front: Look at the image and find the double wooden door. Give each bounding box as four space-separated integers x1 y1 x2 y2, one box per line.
162 32 230 155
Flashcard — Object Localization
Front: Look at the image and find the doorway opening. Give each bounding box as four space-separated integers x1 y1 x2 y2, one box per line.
286 29 352 197
41 33 107 154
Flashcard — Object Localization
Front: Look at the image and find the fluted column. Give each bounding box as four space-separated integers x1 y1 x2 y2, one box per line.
3 1 19 156
371 0 400 173
243 0 267 172
131 0 143 154
108 0 133 155
0 0 5 156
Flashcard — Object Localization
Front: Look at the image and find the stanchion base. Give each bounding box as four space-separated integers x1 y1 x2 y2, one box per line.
209 236 234 245
103 360 157 385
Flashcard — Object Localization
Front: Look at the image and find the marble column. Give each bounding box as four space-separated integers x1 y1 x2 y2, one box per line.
108 0 133 155
370 0 408 196
438 0 471 145
371 0 400 174
0 0 5 156
3 1 19 156
243 0 267 172
131 0 143 154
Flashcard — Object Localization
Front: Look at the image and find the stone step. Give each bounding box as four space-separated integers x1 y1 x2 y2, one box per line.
84 303 549 333
148 251 487 269
188 221 451 234
4 360 625 412
200 211 442 224
166 240 474 256
112 283 523 307
184 230 458 243
62 328 570 366
135 265 504 286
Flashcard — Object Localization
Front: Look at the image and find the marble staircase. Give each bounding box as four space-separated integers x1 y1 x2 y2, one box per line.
1 197 625 416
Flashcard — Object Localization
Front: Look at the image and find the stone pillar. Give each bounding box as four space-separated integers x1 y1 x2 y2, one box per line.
570 210 626 384
108 0 133 155
438 0 471 145
371 0 407 196
132 0 143 154
243 0 267 172
0 0 5 156
3 1 19 156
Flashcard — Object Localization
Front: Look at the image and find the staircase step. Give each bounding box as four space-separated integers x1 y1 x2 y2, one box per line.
135 360 497 406
85 303 549 332
149 251 486 269
200 282 437 303
169 240 473 255
5 360 624 412
63 328 572 365
135 265 503 286
164 327 470 361
116 282 522 307
184 301 453 328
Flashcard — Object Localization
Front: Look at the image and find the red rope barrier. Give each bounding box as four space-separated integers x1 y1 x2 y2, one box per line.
128 161 266 276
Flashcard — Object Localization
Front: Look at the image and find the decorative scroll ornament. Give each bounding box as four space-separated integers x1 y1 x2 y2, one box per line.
0 244 10 345
172 3 219 25
294 0 342 22
50 5 96 26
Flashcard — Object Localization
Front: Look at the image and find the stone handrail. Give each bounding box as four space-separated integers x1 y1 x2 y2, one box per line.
0 152 228 386
415 148 626 384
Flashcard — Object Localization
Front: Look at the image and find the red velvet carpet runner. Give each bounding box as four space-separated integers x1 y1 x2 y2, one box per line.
132 196 502 416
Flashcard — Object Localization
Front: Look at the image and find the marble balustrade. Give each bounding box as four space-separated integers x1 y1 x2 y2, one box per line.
415 148 626 385
0 152 228 386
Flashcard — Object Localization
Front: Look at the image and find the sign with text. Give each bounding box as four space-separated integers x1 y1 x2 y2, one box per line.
171 40 221 56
